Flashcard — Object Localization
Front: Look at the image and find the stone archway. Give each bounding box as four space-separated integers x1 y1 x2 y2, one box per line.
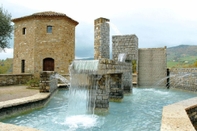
43 58 54 71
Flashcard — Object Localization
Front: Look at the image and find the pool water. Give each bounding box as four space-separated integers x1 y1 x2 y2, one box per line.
2 87 197 131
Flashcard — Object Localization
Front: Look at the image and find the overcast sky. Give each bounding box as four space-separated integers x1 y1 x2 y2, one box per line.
1 0 197 59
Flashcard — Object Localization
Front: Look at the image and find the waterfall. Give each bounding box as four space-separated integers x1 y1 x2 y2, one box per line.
63 60 101 130
66 60 99 116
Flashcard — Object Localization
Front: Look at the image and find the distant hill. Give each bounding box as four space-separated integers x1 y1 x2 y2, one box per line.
167 45 197 68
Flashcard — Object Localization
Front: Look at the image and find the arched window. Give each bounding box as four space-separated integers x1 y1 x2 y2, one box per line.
43 58 54 71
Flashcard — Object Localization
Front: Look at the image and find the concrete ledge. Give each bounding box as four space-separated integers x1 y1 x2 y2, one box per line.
161 97 197 131
0 122 39 131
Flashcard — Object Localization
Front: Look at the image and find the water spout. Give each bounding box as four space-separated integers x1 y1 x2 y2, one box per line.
106 21 122 35
118 53 127 62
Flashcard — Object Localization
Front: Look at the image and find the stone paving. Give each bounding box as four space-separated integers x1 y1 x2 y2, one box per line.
0 86 48 131
0 86 39 102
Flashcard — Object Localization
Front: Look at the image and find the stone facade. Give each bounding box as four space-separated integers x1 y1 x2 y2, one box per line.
94 17 110 59
12 11 78 77
138 47 167 86
112 35 138 62
170 68 197 91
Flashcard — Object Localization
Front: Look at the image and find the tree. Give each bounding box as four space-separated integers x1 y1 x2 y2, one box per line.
0 6 13 51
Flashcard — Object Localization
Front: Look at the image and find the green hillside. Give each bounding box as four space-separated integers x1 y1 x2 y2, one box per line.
167 45 197 68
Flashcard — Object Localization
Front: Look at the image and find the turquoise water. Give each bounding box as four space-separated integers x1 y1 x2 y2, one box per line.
2 87 197 131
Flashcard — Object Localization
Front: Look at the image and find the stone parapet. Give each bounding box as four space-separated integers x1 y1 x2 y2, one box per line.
0 74 33 86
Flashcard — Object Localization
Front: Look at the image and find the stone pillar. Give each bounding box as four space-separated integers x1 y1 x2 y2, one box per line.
94 17 110 60
40 71 57 93
89 74 110 110
109 73 124 101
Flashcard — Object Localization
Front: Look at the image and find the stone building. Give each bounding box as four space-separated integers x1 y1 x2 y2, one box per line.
12 11 78 77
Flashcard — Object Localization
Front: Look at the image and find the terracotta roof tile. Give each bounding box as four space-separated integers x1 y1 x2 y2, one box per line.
12 11 78 25
32 11 67 16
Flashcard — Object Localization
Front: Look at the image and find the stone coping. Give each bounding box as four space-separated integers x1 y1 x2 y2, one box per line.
161 97 197 131
0 93 50 109
0 122 40 131
0 93 50 131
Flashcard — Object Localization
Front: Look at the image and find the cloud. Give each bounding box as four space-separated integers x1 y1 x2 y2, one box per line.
0 48 13 60
1 0 197 60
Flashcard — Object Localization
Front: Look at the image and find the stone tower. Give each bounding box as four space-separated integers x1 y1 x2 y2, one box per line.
94 17 110 59
12 11 78 77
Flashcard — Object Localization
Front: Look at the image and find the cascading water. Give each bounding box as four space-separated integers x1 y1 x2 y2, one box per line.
64 60 101 130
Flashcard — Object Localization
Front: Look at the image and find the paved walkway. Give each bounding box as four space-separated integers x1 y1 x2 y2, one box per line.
0 85 39 102
0 85 46 131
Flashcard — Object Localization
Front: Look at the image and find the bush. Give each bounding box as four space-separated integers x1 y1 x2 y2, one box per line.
27 77 40 87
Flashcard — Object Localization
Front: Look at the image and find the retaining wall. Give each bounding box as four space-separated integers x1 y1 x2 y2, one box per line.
0 74 33 86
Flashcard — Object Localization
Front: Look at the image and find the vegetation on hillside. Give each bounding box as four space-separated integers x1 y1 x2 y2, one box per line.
167 45 197 68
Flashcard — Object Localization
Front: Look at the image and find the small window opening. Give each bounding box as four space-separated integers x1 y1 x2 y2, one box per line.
47 26 52 33
21 60 25 73
22 27 26 35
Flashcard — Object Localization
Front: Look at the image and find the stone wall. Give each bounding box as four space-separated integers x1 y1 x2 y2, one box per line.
170 68 197 91
0 74 33 86
186 105 197 130
112 34 138 62
138 47 167 86
94 17 110 59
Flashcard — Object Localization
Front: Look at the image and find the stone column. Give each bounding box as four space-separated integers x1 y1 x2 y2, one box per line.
94 17 110 60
